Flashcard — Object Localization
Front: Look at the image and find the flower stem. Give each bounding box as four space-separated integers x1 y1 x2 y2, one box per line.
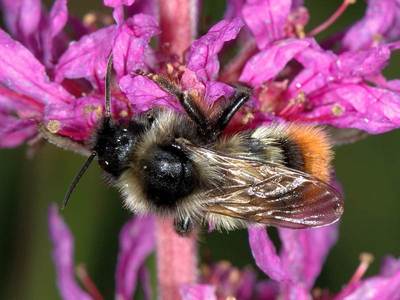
159 0 199 57
308 0 356 37
155 218 197 300
156 2 199 298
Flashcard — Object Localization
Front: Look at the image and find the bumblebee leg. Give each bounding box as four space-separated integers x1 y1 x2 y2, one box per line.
214 86 251 132
173 216 193 236
135 70 211 135
38 124 91 157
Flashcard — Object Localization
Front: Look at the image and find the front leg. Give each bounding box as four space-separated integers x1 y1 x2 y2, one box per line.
135 70 212 136
214 85 251 133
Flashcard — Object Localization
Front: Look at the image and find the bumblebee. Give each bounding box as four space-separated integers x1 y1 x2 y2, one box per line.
41 57 343 235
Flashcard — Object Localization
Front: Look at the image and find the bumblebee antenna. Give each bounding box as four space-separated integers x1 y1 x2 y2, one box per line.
105 54 113 119
62 152 97 210
62 55 112 210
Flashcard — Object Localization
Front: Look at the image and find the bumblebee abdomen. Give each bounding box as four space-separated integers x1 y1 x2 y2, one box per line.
285 125 332 182
216 124 332 182
251 124 332 181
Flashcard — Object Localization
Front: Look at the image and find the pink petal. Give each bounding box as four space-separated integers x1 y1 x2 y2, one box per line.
119 75 181 112
381 256 400 277
240 38 310 87
43 96 104 141
48 205 92 300
287 68 331 98
186 17 243 82
0 113 36 147
279 224 339 289
293 41 335 72
113 14 159 77
104 0 135 7
125 0 158 18
138 265 153 300
18 0 42 38
248 226 287 282
41 0 68 66
342 272 400 300
297 83 400 134
180 284 217 300
281 283 310 300
0 29 72 104
112 6 125 24
386 7 400 41
115 215 155 300
205 81 235 103
255 281 279 300
47 0 68 39
289 43 390 95
242 0 292 49
55 25 118 88
336 256 400 300
292 0 304 8
224 0 245 20
342 0 397 50
0 85 43 118
333 46 390 78
236 268 257 300
0 0 22 36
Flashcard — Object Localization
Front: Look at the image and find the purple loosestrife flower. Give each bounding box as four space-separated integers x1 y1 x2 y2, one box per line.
2 0 400 299
245 226 400 300
49 205 155 300
236 0 400 134
342 0 400 51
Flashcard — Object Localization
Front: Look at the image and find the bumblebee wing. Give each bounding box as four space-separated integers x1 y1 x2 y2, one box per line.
178 139 344 229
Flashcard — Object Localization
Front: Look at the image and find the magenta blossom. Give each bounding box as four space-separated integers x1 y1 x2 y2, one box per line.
49 207 400 300
49 205 155 300
2 0 400 299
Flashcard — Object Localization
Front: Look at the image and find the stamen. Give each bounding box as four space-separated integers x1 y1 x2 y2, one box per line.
308 0 356 37
76 264 104 300
83 12 97 27
332 103 345 116
46 120 61 134
348 252 374 285
279 91 306 116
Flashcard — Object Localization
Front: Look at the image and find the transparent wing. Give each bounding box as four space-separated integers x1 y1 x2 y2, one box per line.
178 139 344 229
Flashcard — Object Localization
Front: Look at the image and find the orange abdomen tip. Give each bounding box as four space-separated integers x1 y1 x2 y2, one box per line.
287 125 333 182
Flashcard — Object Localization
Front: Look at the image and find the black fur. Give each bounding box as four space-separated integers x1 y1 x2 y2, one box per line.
277 137 305 171
93 118 147 177
140 144 198 207
174 216 193 236
246 137 266 158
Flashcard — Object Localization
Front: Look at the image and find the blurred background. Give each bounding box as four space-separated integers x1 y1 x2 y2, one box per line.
1 0 400 299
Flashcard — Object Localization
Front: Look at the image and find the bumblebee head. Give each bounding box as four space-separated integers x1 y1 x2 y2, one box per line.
93 118 145 178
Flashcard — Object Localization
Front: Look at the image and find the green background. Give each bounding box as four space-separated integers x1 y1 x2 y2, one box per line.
1 0 400 299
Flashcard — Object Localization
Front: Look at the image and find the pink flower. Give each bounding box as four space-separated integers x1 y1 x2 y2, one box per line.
247 225 400 300
48 205 155 300
342 0 400 51
238 0 400 134
2 0 400 299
